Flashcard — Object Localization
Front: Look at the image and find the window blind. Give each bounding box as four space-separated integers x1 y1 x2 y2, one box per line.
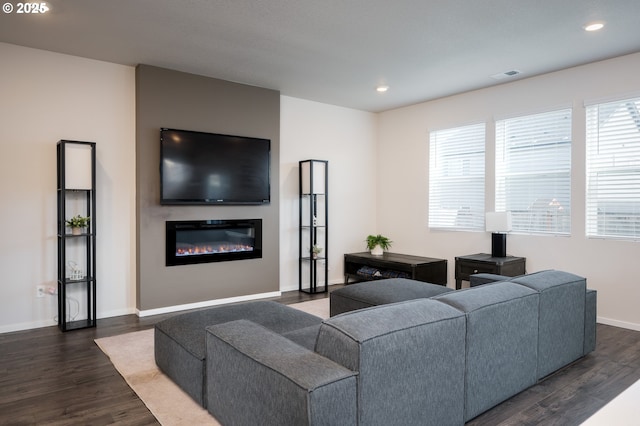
586 97 640 239
429 123 485 230
495 108 572 235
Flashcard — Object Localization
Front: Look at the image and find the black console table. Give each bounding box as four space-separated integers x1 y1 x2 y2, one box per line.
344 252 447 286
455 253 526 289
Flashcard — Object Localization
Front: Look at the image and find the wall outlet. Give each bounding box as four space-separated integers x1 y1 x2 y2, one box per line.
36 285 46 298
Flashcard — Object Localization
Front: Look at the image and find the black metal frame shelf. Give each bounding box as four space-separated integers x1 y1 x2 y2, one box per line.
298 160 328 294
56 140 97 332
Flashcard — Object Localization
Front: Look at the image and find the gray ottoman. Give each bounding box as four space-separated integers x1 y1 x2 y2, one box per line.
154 300 323 407
330 278 453 316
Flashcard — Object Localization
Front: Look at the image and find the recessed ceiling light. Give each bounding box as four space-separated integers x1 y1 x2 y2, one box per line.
584 22 604 32
376 85 389 93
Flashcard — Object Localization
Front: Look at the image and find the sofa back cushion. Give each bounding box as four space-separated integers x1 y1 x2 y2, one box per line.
315 299 466 426
433 282 539 421
510 270 587 379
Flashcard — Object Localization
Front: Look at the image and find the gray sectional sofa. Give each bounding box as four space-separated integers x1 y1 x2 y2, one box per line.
154 269 597 425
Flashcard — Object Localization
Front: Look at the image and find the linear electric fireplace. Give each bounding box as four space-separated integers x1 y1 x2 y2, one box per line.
166 219 262 266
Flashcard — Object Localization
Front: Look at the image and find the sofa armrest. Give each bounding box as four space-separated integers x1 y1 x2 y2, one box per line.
205 319 357 426
469 273 511 287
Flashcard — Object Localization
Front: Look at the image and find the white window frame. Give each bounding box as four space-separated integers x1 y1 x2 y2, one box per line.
428 123 485 231
495 108 572 235
586 96 640 240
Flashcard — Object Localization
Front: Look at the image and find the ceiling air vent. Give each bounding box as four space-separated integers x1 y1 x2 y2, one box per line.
490 69 522 80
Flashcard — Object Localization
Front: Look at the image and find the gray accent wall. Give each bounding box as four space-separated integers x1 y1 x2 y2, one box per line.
135 65 280 311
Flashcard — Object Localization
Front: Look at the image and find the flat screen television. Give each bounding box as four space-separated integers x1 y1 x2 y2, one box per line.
160 128 270 205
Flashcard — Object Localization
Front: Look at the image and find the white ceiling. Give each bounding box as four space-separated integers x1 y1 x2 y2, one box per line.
1 0 639 112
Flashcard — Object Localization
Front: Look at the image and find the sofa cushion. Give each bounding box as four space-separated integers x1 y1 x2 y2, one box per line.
468 273 512 286
433 282 539 422
329 278 453 316
316 298 466 426
281 324 322 350
510 270 587 379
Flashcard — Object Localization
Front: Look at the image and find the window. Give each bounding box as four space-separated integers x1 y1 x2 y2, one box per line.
429 123 485 230
586 96 640 239
495 108 572 235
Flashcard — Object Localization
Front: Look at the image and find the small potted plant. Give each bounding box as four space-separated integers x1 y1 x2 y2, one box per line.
311 245 323 259
366 234 392 256
66 215 90 235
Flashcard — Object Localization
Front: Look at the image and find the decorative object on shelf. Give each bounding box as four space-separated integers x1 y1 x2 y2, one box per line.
67 260 85 280
299 159 328 294
485 211 512 257
66 214 90 235
366 234 392 256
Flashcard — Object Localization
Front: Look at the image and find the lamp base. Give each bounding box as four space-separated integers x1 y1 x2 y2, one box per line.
491 233 507 258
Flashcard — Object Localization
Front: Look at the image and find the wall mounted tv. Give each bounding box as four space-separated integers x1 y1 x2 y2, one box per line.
160 128 270 205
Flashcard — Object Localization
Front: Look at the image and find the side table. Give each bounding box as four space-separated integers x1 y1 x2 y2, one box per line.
455 253 526 289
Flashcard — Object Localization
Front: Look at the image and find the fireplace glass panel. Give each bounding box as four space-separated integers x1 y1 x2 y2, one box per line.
166 219 262 266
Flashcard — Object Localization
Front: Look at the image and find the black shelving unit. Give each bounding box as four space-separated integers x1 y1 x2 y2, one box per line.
299 159 328 294
57 140 96 331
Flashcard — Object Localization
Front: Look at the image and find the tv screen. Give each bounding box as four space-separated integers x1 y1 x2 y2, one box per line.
160 128 270 205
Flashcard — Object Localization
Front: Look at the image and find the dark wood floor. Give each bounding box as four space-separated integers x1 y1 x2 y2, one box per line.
1 288 639 425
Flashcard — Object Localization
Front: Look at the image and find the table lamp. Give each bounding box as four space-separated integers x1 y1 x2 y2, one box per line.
486 212 512 257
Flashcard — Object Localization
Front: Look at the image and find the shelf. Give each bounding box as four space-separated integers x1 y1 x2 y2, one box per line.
299 285 327 294
59 277 96 285
299 159 328 294
64 319 97 331
57 140 97 332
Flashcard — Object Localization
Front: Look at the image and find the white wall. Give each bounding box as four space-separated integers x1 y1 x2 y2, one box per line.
0 44 376 332
0 43 136 332
378 52 640 330
280 97 378 291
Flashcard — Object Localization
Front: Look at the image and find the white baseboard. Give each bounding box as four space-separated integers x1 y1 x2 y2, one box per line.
99 307 137 318
0 307 139 334
136 291 282 317
0 318 58 334
597 316 640 332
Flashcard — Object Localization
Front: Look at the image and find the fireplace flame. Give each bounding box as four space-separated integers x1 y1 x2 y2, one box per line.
176 243 254 257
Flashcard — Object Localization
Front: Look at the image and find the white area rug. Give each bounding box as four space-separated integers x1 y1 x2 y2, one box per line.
94 298 330 425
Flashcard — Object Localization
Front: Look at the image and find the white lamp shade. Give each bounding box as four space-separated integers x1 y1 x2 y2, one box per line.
301 160 326 194
64 143 93 189
486 211 512 232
